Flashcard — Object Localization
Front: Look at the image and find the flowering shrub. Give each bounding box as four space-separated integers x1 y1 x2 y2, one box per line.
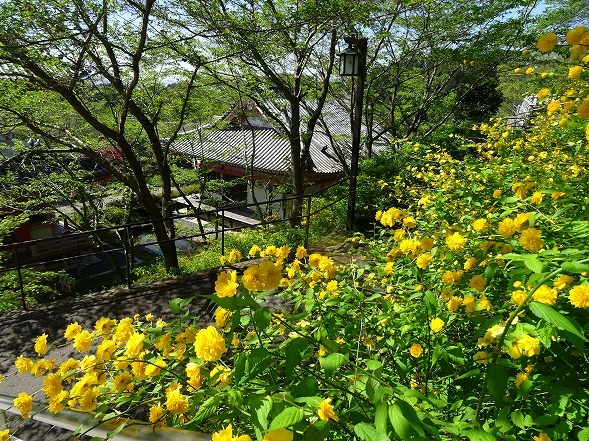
4 29 589 441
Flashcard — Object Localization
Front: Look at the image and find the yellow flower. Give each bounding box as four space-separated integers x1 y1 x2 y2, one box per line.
165 387 189 414
447 296 462 312
530 191 543 204
569 284 589 308
42 373 63 399
569 65 584 79
393 229 405 242
211 365 232 386
472 218 487 232
96 339 117 361
533 284 557 306
519 228 543 253
429 318 444 333
326 280 338 292
0 429 9 441
473 351 490 364
212 424 252 441
317 398 339 422
215 307 231 328
537 88 550 99
536 32 558 52
112 372 134 392
525 66 534 75
442 270 463 285
215 270 239 297
512 334 541 358
513 212 531 231
248 245 260 257
194 326 227 362
276 246 290 259
15 356 34 373
242 264 266 292
469 275 486 291
498 218 516 238
446 232 466 252
295 246 307 259
409 343 423 358
533 433 552 441
493 189 502 198
263 428 293 441
420 236 434 251
416 253 433 269
149 405 165 426
463 295 476 313
73 330 92 352
80 388 98 412
577 98 589 118
34 333 48 355
511 290 527 305
13 392 33 418
515 372 529 388
125 332 145 358
48 390 68 414
554 275 574 290
228 248 242 264
64 322 83 340
403 216 416 229
547 100 561 115
145 359 167 377
566 26 587 45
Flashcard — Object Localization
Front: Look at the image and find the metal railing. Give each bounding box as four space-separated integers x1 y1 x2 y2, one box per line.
0 394 209 441
0 179 348 310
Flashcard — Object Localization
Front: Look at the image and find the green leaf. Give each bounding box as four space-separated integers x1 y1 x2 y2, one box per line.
192 395 221 423
285 337 308 379
253 307 271 331
578 427 589 441
291 377 318 398
168 297 182 314
250 395 272 433
375 402 388 435
269 406 304 431
511 410 525 429
367 377 380 403
389 399 424 440
424 290 437 313
464 429 497 441
524 256 544 273
354 422 379 441
561 261 589 274
529 301 585 340
319 353 348 376
486 364 507 403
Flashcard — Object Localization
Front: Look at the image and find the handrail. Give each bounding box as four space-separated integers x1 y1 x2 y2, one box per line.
0 178 349 310
0 394 210 441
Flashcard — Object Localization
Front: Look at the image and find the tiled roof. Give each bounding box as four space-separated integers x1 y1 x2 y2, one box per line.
170 100 389 175
171 126 343 174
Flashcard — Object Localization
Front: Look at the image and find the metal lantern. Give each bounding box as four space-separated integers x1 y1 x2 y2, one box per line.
339 45 360 76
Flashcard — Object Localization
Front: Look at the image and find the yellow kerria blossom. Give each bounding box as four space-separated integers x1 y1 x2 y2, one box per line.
511 290 527 305
64 322 83 340
533 433 552 441
473 351 490 364
215 270 239 297
530 191 543 204
498 218 516 238
420 236 434 251
537 32 558 52
569 65 584 79
215 307 231 328
42 373 63 399
469 275 486 291
248 245 260 257
403 216 416 229
295 246 307 259
493 189 502 198
554 275 574 290
525 66 534 75
228 248 242 264
569 284 589 308
326 280 338 292
149 405 165 426
263 428 293 441
472 218 487 232
442 270 463 285
317 398 339 422
15 356 34 373
515 372 529 388
73 330 92 352
566 26 587 45
393 229 405 242
409 343 423 358
13 392 33 418
513 212 531 231
519 228 544 253
242 264 266 292
34 333 48 356
211 365 232 386
547 100 561 114
464 257 477 271
446 232 466 252
577 98 589 118
463 296 476 313
212 424 252 441
510 334 540 358
533 284 557 306
165 387 189 414
125 332 145 358
112 372 134 393
194 326 227 362
79 388 98 412
308 253 322 267
537 88 550 99
429 318 444 333
416 253 433 269
447 296 462 312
